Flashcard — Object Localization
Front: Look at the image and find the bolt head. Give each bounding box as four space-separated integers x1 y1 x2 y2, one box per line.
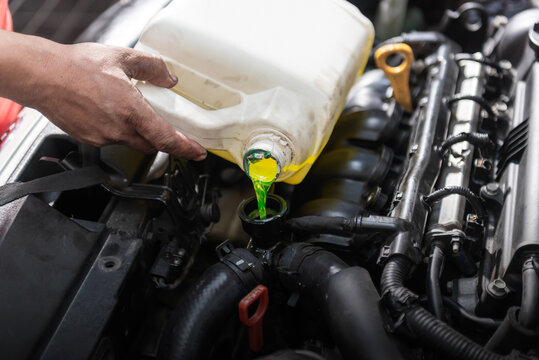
498 60 512 71
494 101 508 114
487 278 508 298
485 182 500 195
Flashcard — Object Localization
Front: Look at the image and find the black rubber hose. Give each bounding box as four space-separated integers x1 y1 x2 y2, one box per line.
519 257 539 329
424 186 491 299
427 245 445 320
325 267 404 360
286 215 410 237
256 350 325 360
486 307 539 354
274 243 348 302
442 297 502 328
286 216 357 237
275 244 404 360
158 262 250 360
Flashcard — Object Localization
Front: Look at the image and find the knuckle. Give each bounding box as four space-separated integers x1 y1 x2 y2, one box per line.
120 51 143 77
141 52 162 66
124 50 160 71
153 133 176 152
122 105 140 127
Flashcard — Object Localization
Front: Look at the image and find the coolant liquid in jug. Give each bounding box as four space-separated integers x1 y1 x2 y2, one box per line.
135 0 374 217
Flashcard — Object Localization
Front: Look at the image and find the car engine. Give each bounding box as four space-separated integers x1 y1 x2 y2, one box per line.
1 1 539 359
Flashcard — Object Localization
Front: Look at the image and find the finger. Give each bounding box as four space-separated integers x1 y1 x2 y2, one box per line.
120 49 177 88
127 97 207 160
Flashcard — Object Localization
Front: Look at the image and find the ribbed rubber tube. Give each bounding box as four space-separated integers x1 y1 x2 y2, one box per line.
405 306 506 360
380 257 417 309
381 258 527 360
324 267 404 360
158 262 248 360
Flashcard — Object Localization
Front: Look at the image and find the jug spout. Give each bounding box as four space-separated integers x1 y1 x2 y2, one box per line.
243 134 292 181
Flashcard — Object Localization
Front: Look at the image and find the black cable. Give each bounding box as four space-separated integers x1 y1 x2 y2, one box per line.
423 186 487 220
453 54 506 73
445 94 497 119
439 132 495 157
427 245 445 320
380 258 529 360
405 306 507 360
423 186 489 252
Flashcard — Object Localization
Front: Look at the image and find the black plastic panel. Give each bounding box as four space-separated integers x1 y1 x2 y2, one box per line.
0 196 102 360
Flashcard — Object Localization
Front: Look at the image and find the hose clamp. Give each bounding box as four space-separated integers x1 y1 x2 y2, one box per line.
216 240 265 292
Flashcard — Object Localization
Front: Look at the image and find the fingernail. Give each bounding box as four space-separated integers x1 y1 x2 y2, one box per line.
169 72 178 84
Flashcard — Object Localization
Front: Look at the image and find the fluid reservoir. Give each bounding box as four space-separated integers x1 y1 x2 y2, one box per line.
135 0 374 184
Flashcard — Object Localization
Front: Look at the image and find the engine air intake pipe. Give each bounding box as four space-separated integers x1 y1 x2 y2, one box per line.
158 247 265 360
274 243 404 360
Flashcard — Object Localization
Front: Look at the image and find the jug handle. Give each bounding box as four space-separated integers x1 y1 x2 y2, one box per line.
160 58 244 111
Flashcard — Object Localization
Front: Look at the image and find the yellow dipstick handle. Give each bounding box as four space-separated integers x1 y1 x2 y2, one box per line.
374 43 414 111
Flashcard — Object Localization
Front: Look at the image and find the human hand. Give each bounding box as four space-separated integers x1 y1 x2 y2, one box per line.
0 31 207 160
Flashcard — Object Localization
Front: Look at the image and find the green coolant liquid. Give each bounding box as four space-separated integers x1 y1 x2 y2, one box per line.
244 150 279 220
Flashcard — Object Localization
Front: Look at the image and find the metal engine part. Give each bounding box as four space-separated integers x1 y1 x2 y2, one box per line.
1 1 539 360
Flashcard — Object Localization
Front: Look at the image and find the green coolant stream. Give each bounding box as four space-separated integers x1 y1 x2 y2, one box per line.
244 150 279 220
253 180 272 219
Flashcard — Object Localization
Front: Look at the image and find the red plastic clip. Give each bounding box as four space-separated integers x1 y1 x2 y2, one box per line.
238 284 269 353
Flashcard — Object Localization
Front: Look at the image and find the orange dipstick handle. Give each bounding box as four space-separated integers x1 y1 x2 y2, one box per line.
239 285 269 353
374 43 414 111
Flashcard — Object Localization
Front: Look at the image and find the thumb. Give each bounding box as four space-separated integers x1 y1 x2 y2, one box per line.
120 49 177 88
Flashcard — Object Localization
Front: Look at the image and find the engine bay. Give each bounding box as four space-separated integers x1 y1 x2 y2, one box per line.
1 1 539 359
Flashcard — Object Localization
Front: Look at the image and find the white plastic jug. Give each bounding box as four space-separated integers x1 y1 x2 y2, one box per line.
135 0 374 184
